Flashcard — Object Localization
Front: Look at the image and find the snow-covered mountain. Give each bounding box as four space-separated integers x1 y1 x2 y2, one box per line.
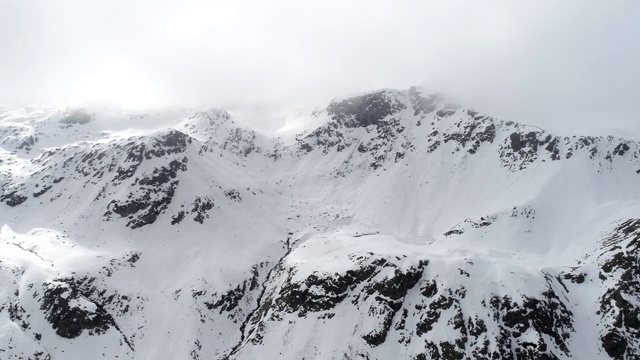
1 87 639 360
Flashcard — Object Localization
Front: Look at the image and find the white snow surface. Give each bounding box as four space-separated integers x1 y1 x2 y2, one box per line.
0 88 639 359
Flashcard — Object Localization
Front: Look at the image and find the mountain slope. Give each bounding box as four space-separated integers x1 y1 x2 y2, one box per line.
1 88 639 359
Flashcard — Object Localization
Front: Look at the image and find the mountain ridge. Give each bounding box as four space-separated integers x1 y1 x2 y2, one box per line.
1 87 639 359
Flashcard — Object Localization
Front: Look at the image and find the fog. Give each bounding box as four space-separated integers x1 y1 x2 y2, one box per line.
1 0 638 136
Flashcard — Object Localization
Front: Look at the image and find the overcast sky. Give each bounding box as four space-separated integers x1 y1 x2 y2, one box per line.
0 0 638 135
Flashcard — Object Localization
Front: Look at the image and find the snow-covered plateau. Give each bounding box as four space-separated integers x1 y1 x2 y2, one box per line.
1 87 639 359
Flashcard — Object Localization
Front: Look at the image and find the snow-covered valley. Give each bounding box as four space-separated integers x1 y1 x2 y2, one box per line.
1 87 639 359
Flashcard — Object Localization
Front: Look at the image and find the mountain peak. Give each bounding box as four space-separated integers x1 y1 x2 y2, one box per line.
1 88 640 359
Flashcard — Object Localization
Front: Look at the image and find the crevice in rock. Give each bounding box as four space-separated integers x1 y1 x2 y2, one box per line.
222 233 294 359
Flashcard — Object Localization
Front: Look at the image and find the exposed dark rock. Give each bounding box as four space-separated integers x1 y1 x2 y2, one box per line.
298 92 409 169
602 330 628 358
137 158 187 187
300 142 313 152
197 265 263 325
59 108 94 125
105 156 187 228
101 251 142 277
487 288 573 358
598 219 640 359
361 265 425 346
436 109 456 118
192 196 214 224
224 189 242 202
326 91 406 128
500 131 562 170
562 272 586 284
112 142 146 183
420 279 438 298
301 126 349 155
613 143 630 157
126 252 141 264
17 135 37 151
1 191 28 207
171 211 185 225
444 120 496 154
159 130 189 151
40 281 114 339
416 292 455 336
544 136 561 161
106 179 179 229
408 87 438 115
439 341 464 360
274 265 377 316
38 277 136 351
33 185 52 198
222 128 260 157
7 302 30 331
145 130 190 159
467 316 487 337
432 117 496 155
510 132 538 153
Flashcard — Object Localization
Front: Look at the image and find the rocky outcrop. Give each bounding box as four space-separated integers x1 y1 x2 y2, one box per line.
598 219 640 359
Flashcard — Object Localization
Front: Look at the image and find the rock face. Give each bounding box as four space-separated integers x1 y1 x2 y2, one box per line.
59 108 94 125
41 279 118 340
1 88 640 359
597 220 640 359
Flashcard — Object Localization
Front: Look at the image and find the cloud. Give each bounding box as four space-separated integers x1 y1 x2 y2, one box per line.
0 0 638 135
67 57 169 109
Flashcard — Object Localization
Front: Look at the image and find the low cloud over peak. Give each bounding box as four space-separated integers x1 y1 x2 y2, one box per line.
0 1 638 137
